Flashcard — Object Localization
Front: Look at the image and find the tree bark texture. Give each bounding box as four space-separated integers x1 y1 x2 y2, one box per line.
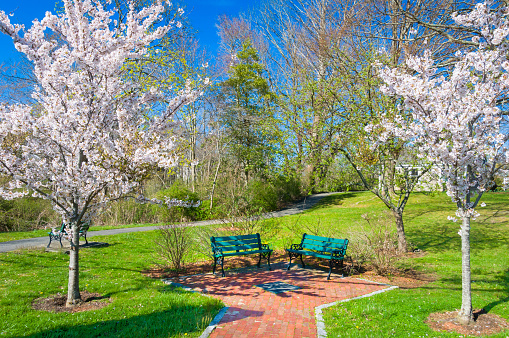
66 222 81 307
458 215 474 324
392 209 407 253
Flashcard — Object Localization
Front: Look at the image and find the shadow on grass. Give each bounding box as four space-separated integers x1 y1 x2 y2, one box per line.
308 193 358 210
23 302 222 338
408 217 509 252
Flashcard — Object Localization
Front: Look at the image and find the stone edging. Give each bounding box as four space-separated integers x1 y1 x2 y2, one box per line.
199 306 230 338
315 282 399 338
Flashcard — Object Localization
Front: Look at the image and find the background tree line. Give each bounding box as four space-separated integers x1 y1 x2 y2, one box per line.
0 0 507 256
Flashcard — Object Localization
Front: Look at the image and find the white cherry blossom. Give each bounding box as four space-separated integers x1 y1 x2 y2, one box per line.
0 0 201 306
374 0 509 324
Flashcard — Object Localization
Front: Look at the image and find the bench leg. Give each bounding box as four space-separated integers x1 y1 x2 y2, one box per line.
84 233 88 245
212 258 217 275
300 254 305 268
287 253 292 270
328 260 333 280
220 256 225 277
267 251 271 271
257 253 262 268
328 259 344 280
47 235 52 248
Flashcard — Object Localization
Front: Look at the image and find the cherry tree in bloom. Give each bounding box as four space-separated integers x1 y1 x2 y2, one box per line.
372 1 509 324
0 0 202 306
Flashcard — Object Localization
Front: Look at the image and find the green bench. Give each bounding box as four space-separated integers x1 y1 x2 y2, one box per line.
47 221 91 248
211 233 273 277
286 233 349 280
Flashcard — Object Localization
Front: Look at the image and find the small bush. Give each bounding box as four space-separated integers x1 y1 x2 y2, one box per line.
155 222 192 273
347 212 400 276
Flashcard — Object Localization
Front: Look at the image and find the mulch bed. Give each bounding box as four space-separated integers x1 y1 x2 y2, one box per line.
141 250 436 290
32 291 111 313
426 309 509 336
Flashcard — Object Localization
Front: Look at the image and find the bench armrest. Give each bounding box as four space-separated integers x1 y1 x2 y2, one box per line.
212 247 223 257
49 228 62 236
289 244 302 250
261 244 271 250
331 250 345 259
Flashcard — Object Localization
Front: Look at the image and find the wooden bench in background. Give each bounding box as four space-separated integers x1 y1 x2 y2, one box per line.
210 233 273 277
286 233 349 280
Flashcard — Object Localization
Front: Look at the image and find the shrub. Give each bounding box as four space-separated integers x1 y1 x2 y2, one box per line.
347 212 401 276
155 180 205 222
155 222 192 273
95 199 158 226
0 197 58 232
246 179 279 212
271 175 302 205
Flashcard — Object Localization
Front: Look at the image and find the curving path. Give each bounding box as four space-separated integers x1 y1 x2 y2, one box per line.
166 262 397 338
0 192 336 253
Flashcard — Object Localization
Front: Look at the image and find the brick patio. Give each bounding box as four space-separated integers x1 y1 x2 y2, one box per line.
170 262 391 337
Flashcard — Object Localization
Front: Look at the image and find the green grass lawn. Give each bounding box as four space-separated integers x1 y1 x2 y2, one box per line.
0 231 222 337
0 222 167 243
316 191 509 337
0 191 508 337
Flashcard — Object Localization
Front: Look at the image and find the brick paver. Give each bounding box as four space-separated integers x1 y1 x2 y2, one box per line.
172 263 390 337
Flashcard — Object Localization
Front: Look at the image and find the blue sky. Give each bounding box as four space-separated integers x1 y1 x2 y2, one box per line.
0 0 258 64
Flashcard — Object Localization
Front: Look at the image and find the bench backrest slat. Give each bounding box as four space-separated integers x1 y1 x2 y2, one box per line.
302 238 347 249
300 233 348 254
211 233 262 251
301 242 346 253
213 238 259 246
79 221 91 233
304 233 347 245
218 244 261 252
213 234 258 241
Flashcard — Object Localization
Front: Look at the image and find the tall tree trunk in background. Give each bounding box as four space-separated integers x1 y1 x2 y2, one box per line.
309 0 327 192
66 220 81 307
210 157 222 211
458 214 473 324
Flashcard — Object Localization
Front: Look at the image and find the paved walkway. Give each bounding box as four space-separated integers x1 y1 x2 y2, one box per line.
0 193 336 253
166 262 393 338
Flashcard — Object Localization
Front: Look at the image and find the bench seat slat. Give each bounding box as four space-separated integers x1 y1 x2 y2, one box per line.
304 234 347 244
301 243 346 253
218 244 261 252
302 238 347 247
286 249 345 260
218 249 271 257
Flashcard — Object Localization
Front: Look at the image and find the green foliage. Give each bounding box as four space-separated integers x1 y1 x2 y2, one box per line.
0 197 59 232
96 199 159 226
219 40 277 181
246 179 279 212
155 180 206 222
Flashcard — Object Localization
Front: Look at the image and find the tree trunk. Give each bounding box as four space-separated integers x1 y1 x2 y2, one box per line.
210 158 222 211
458 215 474 324
392 209 407 253
66 221 81 307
